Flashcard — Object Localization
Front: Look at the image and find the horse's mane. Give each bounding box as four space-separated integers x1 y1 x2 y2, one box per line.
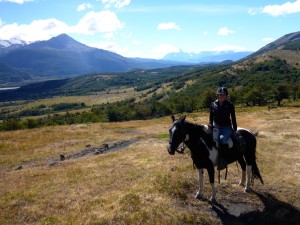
182 120 213 147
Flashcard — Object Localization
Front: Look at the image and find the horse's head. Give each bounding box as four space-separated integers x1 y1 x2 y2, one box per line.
167 115 187 155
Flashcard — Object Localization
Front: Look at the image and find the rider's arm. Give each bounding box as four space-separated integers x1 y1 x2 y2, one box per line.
209 103 214 127
230 103 237 131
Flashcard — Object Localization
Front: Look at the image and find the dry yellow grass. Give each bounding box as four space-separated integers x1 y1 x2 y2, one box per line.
0 107 299 224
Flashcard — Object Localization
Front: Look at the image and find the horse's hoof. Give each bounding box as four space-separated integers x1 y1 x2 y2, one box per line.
195 191 204 200
244 187 252 193
209 197 217 205
239 182 245 187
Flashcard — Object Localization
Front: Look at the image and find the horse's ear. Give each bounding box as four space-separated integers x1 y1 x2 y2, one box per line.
171 115 175 122
181 115 186 122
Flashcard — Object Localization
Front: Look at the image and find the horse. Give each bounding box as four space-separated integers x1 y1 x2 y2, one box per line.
167 115 264 202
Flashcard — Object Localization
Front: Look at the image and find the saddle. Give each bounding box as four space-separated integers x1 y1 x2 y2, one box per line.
211 127 245 153
211 130 246 171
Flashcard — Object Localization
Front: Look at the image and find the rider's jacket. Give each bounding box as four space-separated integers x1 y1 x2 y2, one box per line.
209 99 237 131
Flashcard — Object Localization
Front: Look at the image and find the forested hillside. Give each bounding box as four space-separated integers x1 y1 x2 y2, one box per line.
1 33 300 131
1 56 299 131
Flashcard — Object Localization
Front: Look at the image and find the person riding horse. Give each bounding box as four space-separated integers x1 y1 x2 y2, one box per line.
209 87 237 170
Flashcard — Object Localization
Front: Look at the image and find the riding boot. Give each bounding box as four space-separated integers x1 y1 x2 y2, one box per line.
217 144 228 170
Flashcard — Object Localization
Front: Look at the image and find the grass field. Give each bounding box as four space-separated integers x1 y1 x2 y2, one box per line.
0 107 299 224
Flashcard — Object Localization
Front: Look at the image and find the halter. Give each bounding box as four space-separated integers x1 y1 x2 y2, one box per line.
176 134 189 154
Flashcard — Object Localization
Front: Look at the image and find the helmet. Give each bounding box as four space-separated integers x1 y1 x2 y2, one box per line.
216 87 228 96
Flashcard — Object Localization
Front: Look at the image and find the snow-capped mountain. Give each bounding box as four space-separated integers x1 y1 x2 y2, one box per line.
0 38 28 48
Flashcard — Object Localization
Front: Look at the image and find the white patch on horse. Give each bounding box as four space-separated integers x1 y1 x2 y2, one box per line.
171 126 176 134
185 134 189 142
200 138 218 164
210 147 218 164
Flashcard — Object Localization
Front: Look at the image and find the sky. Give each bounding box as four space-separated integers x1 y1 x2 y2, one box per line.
0 0 299 59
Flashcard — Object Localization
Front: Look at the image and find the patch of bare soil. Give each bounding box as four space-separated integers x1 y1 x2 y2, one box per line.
14 139 139 169
210 189 300 225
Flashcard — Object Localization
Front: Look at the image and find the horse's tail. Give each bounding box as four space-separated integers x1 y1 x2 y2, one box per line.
250 132 264 185
240 128 264 185
252 160 264 185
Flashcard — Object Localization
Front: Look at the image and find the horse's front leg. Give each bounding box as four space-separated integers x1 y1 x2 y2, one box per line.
207 164 216 202
239 170 246 187
195 168 205 199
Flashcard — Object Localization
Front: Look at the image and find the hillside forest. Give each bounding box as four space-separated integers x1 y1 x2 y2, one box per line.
1 53 300 132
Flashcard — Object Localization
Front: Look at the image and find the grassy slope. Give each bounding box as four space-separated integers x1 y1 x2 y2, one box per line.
0 107 299 224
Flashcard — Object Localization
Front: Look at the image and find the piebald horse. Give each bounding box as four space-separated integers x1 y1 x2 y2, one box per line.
167 115 263 202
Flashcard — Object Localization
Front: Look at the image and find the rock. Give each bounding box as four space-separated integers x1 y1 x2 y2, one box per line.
48 160 58 166
14 165 23 170
60 154 65 161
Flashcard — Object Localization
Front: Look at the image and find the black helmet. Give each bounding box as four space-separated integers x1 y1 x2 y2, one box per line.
216 87 228 96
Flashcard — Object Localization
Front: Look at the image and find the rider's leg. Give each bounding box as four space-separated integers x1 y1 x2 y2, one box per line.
217 127 233 170
219 126 233 147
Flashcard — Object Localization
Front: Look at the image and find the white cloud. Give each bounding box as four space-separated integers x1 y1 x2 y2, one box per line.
0 10 124 42
101 0 131 9
72 10 124 35
262 0 300 16
0 0 32 3
89 41 120 52
77 3 92 12
0 19 69 42
248 8 258 16
89 40 133 57
131 40 140 45
151 44 179 59
157 22 181 31
217 27 235 36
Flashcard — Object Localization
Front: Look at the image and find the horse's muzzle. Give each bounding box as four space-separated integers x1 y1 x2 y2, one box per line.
167 144 175 155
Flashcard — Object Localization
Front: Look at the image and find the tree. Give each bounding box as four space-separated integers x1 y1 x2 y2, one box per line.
202 89 216 109
273 83 291 106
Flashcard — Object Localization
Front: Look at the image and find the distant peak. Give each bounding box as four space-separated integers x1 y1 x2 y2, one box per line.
29 33 91 51
49 33 75 42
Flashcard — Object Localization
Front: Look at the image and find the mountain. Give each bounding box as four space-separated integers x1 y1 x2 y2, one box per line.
1 31 300 101
0 39 28 57
0 38 27 49
0 34 184 86
0 34 134 76
163 50 253 63
248 31 300 58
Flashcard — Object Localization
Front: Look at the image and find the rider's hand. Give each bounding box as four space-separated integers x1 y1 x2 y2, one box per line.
232 131 237 137
207 124 213 134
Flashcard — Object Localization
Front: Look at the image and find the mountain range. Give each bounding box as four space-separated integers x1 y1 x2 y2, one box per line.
0 31 299 102
0 34 253 87
162 50 252 63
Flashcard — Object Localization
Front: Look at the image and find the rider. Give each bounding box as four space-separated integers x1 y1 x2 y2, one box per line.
208 87 237 170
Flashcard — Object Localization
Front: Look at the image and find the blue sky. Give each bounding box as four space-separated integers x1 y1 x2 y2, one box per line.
0 0 299 59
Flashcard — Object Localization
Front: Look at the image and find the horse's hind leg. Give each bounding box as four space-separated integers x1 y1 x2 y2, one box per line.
245 165 252 192
237 158 246 187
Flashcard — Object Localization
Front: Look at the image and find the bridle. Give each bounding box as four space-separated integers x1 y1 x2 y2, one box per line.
169 120 188 154
176 143 186 154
